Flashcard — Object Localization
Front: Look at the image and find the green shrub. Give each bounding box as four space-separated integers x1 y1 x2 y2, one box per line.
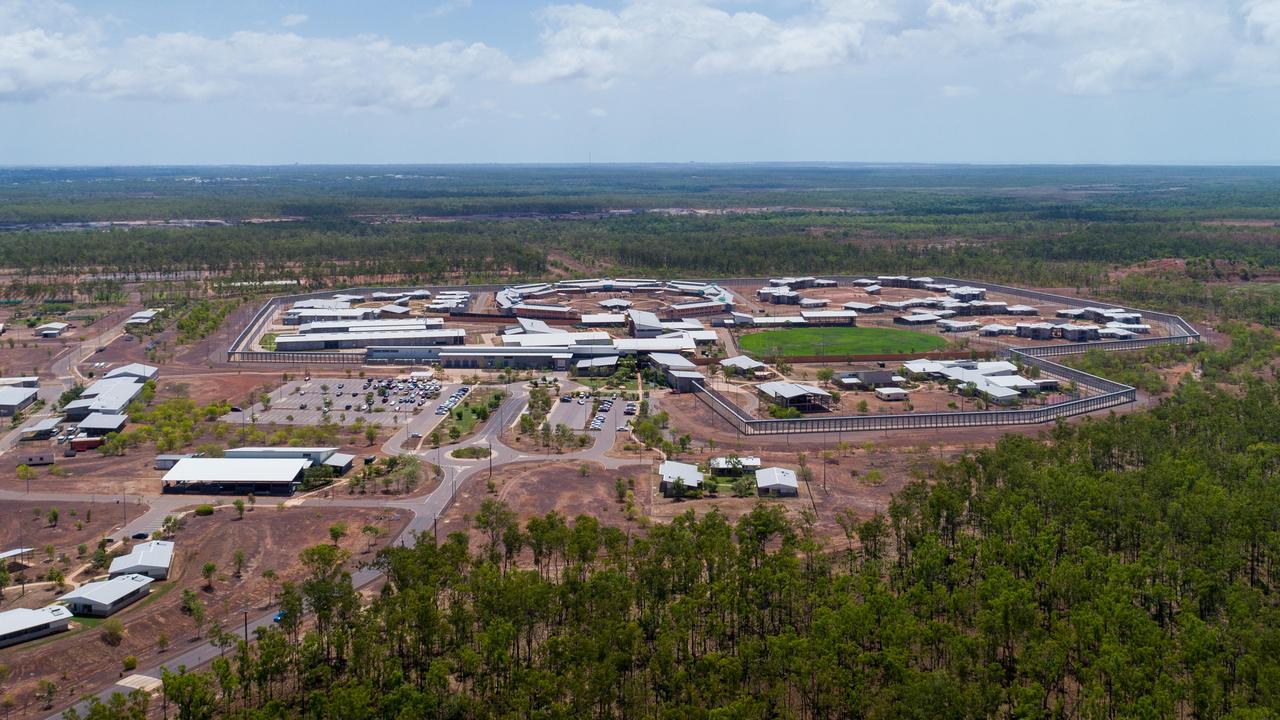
194 504 214 516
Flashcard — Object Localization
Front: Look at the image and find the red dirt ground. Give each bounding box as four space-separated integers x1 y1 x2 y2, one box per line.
0 504 405 718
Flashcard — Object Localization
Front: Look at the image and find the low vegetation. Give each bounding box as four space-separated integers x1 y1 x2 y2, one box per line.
435 390 504 444
67 355 1280 719
739 326 948 358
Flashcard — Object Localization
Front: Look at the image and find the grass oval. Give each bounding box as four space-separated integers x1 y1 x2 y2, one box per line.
738 326 948 358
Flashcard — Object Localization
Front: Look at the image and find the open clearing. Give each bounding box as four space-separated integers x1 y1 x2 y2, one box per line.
738 326 948 358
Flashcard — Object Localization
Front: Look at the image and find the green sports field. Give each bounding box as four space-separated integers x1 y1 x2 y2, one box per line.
738 326 948 358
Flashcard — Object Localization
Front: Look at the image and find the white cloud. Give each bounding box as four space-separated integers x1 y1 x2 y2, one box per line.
0 0 99 101
0 0 510 111
1 0 1280 113
940 83 976 97
430 0 473 17
514 0 885 86
588 106 608 116
514 0 1280 96
88 32 509 111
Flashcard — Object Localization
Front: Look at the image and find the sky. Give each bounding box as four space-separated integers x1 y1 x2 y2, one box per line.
1 0 1278 165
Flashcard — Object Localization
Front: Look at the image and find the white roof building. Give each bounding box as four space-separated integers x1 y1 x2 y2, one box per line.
162 458 310 493
104 363 159 381
757 381 831 402
875 387 909 401
720 355 766 372
755 467 799 495
63 377 147 417
627 309 665 337
37 322 70 337
648 352 698 370
580 313 626 326
223 446 340 463
109 540 175 579
709 456 762 471
298 319 439 334
0 605 72 648
0 386 37 413
59 574 154 617
125 309 161 325
613 338 697 353
658 460 703 491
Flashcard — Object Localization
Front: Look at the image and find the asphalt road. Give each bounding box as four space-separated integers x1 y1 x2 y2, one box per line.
43 377 647 719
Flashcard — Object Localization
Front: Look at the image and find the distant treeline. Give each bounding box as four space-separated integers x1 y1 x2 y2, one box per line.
2 213 1280 292
4 164 1280 221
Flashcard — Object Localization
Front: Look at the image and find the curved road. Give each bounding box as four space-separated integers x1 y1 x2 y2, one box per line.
47 378 644 718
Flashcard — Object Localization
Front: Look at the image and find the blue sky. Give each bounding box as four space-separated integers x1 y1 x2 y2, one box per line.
2 0 1278 165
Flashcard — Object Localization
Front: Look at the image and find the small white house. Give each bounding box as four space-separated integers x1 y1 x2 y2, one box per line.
109 540 174 579
658 460 703 496
875 387 909 402
708 456 763 476
59 574 154 617
755 467 799 497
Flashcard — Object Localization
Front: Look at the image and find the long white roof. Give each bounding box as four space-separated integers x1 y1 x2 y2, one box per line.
0 605 71 635
0 386 36 406
163 458 310 485
104 363 159 380
59 573 153 606
758 381 830 399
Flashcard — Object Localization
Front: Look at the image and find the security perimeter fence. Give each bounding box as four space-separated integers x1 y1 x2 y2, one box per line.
692 332 1200 436
224 275 1202 434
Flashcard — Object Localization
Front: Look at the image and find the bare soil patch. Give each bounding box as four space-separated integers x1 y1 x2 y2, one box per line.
0 504 405 717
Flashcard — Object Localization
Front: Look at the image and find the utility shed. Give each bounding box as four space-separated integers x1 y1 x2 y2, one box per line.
59 574 154 617
36 322 69 338
0 605 72 648
755 467 799 496
875 387 909 401
19 417 60 440
109 540 174 579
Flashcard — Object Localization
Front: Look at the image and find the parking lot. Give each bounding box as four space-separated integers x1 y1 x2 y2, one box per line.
221 376 455 428
547 389 634 433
